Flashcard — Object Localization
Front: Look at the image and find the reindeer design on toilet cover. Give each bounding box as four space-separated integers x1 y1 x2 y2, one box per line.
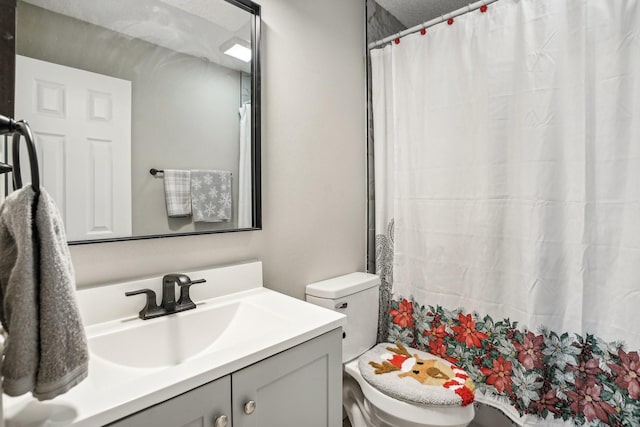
359 342 475 407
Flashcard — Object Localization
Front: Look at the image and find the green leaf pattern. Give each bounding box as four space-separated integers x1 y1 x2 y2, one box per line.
387 297 640 426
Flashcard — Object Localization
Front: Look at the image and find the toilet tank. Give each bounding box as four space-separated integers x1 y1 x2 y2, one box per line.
306 273 380 363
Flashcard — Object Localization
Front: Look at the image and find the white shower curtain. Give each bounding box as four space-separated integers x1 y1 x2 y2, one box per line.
372 0 640 425
238 103 252 228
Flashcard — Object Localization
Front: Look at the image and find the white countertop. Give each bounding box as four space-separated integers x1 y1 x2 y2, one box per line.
3 262 345 427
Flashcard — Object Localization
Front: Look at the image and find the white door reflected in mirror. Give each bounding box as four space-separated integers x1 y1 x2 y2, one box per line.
15 55 132 241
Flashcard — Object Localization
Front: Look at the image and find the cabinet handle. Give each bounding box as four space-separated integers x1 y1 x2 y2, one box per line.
244 400 256 415
214 415 228 427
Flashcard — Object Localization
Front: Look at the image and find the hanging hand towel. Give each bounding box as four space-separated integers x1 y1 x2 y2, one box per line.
190 170 232 222
0 186 37 397
0 186 88 401
163 169 192 217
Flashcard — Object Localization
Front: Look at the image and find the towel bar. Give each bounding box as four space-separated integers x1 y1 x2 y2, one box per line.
151 168 232 177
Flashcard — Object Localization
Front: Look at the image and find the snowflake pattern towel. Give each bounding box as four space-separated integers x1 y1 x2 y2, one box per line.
190 170 232 222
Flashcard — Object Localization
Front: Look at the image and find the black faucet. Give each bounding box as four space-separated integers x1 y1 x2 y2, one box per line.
125 274 206 320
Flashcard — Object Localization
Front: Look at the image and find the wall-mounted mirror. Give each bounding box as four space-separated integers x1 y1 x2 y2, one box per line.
1 0 261 243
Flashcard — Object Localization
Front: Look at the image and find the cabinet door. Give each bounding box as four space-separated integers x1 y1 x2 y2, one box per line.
108 375 231 427
232 329 342 427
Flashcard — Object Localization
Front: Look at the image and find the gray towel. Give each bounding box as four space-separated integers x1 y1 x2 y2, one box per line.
0 186 88 401
191 170 232 222
163 169 192 217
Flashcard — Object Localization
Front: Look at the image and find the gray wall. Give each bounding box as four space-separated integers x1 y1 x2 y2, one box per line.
367 0 406 45
64 0 366 300
17 2 241 235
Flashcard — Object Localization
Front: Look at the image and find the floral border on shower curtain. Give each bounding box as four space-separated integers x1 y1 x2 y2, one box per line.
387 297 640 427
375 219 394 343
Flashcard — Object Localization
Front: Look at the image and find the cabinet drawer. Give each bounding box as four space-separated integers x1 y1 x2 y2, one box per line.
107 375 231 427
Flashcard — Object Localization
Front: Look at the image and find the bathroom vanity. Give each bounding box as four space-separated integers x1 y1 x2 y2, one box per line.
3 261 345 427
109 330 340 427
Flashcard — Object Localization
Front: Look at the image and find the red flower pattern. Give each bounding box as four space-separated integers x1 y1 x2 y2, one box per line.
388 299 640 425
530 388 560 415
514 332 544 370
428 339 458 364
567 358 603 385
566 378 617 423
390 299 414 329
451 313 488 348
480 356 513 394
608 348 640 399
425 324 447 341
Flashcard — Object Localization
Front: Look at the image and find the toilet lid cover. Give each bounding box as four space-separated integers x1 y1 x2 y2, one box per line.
358 342 475 407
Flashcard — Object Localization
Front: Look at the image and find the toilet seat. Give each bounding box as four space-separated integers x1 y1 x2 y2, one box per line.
358 343 475 407
344 359 475 426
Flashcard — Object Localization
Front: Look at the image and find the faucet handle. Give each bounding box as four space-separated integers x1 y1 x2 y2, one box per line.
125 289 161 320
177 278 206 311
163 273 193 286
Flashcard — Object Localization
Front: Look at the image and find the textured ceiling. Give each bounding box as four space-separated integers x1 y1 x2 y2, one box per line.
376 0 473 28
22 0 252 71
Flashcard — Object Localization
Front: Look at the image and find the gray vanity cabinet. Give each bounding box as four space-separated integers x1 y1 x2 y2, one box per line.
232 328 342 427
107 375 231 427
107 329 342 427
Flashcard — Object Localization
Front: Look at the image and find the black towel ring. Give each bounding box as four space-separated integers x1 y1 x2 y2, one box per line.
11 120 40 194
0 115 40 194
0 115 14 175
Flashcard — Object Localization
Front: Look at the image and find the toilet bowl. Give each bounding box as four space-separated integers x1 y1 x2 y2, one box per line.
345 359 474 427
306 273 474 427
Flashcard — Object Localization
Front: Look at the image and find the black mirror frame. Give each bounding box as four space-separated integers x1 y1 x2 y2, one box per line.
0 0 262 244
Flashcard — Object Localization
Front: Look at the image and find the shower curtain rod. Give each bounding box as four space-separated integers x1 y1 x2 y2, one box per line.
368 0 501 49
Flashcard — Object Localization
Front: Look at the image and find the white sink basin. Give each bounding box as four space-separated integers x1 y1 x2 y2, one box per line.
4 262 346 427
88 300 286 369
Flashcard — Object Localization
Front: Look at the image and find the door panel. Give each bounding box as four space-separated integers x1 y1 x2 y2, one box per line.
14 55 132 240
232 329 342 427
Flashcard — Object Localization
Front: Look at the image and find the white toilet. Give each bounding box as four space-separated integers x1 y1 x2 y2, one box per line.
306 273 475 427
